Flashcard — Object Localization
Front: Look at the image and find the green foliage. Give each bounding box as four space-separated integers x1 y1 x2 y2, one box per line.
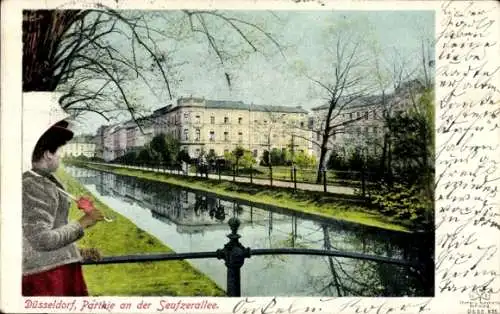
267 148 292 166
177 150 191 164
386 88 434 189
116 151 138 164
224 147 256 169
149 133 181 166
270 148 282 165
348 149 364 171
223 151 236 165
234 146 245 159
136 148 152 163
327 150 348 170
239 151 257 168
370 183 430 227
206 150 217 162
293 151 317 169
260 150 271 166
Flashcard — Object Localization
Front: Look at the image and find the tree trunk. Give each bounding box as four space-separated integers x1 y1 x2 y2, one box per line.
387 139 393 185
380 133 388 180
316 144 328 184
23 10 81 91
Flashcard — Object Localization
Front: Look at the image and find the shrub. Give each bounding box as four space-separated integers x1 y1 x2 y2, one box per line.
370 183 430 225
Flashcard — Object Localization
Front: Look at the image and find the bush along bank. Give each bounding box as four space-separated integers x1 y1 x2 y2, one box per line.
55 167 225 296
69 161 414 233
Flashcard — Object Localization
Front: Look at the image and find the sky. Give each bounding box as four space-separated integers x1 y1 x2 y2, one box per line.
67 10 435 135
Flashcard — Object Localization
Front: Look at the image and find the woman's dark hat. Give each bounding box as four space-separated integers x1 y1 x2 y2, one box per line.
42 120 74 143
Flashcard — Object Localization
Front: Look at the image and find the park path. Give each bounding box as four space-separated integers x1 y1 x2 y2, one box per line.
87 162 356 195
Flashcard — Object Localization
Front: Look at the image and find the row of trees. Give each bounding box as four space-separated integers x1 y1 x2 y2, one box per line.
112 131 318 173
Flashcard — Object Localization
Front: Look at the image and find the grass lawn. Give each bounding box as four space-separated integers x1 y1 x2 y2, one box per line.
55 167 225 296
75 162 412 233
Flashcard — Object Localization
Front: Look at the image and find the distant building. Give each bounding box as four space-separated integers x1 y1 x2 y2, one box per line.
60 135 96 158
310 80 426 160
97 97 316 162
94 125 107 159
103 124 119 161
153 97 313 159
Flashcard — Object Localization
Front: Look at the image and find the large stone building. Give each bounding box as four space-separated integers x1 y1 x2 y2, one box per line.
310 80 425 160
96 97 316 162
153 97 313 159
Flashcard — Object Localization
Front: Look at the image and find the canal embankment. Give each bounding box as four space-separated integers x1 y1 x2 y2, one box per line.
55 167 225 296
68 161 413 233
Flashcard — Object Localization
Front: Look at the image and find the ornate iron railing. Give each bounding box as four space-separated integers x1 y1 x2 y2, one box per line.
82 217 432 297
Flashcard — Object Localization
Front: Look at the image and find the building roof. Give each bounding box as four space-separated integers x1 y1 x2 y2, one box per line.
153 104 173 115
311 94 388 111
203 99 308 114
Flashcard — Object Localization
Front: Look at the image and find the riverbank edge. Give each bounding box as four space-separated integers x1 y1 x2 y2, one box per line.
56 167 226 296
71 161 413 233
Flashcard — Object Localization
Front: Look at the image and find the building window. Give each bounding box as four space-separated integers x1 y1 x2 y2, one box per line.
300 121 304 128
254 119 258 124
364 126 369 135
209 149 215 156
183 129 189 141
224 117 229 124
224 131 229 142
349 113 353 120
264 120 268 124
195 115 201 124
209 131 215 141
364 112 369 119
184 113 189 120
357 112 361 118
238 132 243 142
195 129 200 141
373 126 378 134
211 116 215 124
238 117 242 124
253 149 258 157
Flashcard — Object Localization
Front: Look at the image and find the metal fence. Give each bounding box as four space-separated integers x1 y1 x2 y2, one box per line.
80 160 375 195
82 217 433 297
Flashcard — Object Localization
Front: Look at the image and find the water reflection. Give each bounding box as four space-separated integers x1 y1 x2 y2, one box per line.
67 166 431 297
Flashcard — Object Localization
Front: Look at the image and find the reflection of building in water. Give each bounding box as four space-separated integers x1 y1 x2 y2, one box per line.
96 171 297 233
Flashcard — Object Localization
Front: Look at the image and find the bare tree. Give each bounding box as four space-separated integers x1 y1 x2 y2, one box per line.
304 34 376 183
23 9 284 125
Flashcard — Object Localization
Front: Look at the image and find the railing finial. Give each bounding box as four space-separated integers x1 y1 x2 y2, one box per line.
228 217 240 235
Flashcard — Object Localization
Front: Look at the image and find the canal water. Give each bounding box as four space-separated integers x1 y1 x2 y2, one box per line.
66 166 430 297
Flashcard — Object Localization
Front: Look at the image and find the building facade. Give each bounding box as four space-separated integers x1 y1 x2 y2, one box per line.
97 97 316 162
157 97 313 159
310 80 425 160
60 135 96 158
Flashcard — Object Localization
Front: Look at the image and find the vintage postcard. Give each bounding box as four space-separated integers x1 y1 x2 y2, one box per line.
1 0 498 313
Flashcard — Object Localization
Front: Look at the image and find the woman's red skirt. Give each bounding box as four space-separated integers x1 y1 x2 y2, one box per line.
22 263 88 296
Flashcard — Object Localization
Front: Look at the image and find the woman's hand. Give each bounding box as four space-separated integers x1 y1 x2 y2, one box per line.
77 197 104 228
77 196 95 214
79 247 102 261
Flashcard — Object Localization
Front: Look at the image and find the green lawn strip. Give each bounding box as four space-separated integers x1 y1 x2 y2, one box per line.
55 167 225 297
80 163 411 233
